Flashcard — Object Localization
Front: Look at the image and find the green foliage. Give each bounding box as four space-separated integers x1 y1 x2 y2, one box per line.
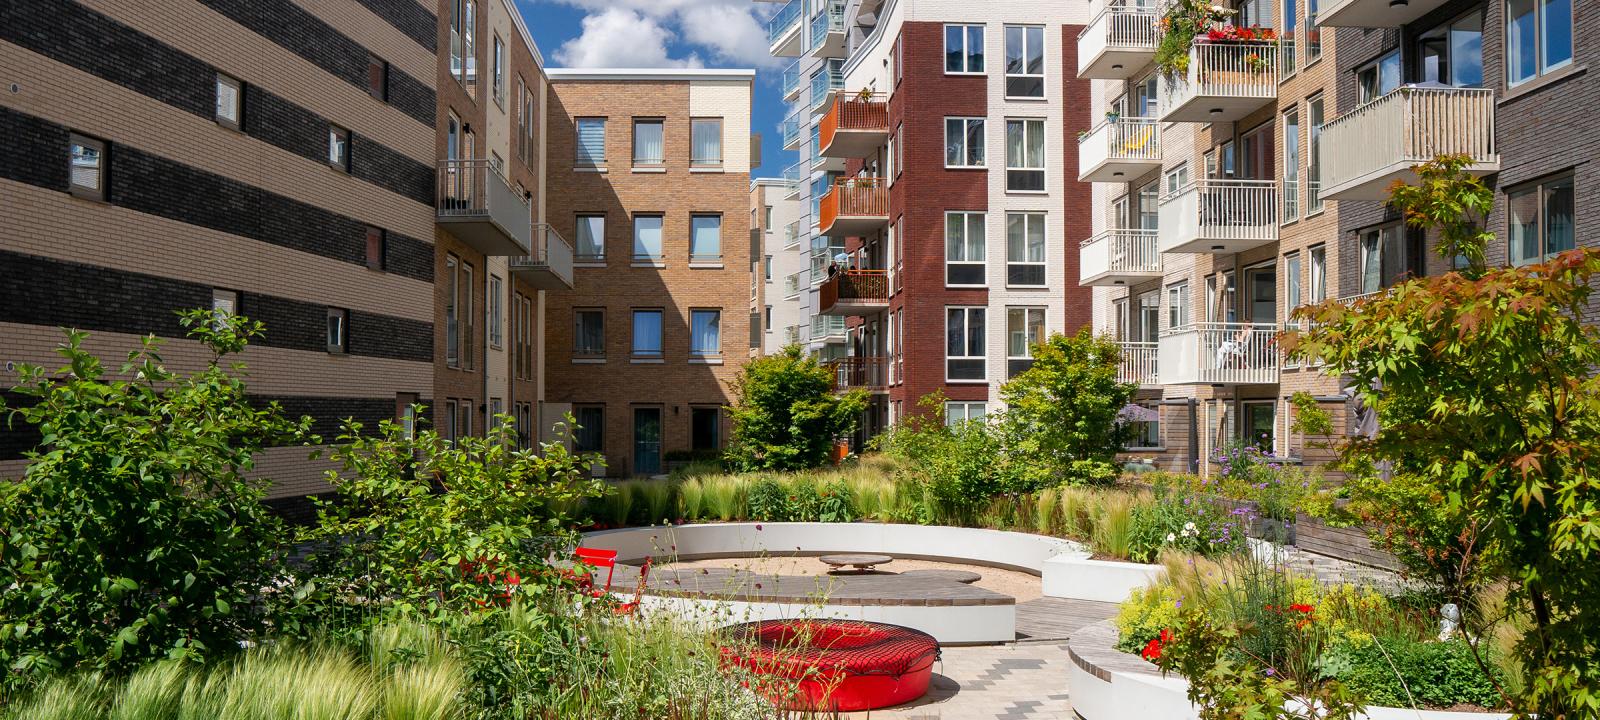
1321 638 1504 709
1288 246 1600 715
1288 391 1334 439
1342 472 1488 604
997 330 1138 489
875 393 1015 525
0 312 314 689
724 346 868 472
1116 583 1186 653
1385 154 1495 276
1127 486 1249 563
1153 0 1237 76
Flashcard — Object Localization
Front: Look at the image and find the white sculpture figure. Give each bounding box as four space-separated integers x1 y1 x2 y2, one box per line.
1439 602 1461 641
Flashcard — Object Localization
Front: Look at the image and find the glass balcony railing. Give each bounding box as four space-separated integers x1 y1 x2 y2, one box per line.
767 0 802 46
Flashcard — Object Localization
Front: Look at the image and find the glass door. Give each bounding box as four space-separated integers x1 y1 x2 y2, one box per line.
1246 265 1277 323
633 408 662 475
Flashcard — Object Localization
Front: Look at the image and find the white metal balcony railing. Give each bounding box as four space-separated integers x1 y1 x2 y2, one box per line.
507 223 574 290
1080 229 1161 285
436 158 532 256
1078 117 1161 182
1117 341 1159 386
1160 42 1279 123
1077 3 1160 79
1320 86 1499 200
1158 322 1280 385
1158 179 1278 254
767 0 802 46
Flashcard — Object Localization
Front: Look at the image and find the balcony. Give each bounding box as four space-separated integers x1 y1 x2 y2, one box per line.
1320 87 1499 201
436 159 531 256
1317 0 1452 27
819 178 889 237
768 0 803 57
811 314 847 343
781 60 802 101
508 224 574 290
783 271 804 298
1117 341 1159 387
1077 117 1161 182
818 269 889 316
781 117 804 149
826 356 888 392
1077 4 1160 80
1159 42 1278 123
1158 179 1278 254
810 67 844 113
1158 322 1280 385
1080 229 1162 286
809 1 847 58
820 93 889 158
782 161 805 199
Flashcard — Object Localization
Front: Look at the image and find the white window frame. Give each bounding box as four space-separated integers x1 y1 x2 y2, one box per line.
944 117 986 168
1282 107 1301 223
945 401 988 426
215 74 242 129
487 274 502 349
1166 280 1190 329
1005 212 1047 287
945 306 988 383
945 211 987 287
1003 25 1046 99
944 23 986 74
1004 118 1046 192
1006 306 1046 379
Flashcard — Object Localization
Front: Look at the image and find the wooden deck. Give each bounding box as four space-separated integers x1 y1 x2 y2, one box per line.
1015 597 1120 641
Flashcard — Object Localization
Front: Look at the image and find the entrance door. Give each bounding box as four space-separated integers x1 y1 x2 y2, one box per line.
633 408 662 475
1239 124 1274 180
1241 401 1275 450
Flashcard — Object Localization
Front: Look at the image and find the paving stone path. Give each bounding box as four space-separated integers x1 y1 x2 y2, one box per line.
842 641 1080 720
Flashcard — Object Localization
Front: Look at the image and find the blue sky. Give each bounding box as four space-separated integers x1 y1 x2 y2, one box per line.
512 0 791 179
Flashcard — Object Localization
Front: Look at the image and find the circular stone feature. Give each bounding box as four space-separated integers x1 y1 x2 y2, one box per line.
819 553 894 573
719 619 940 712
902 568 982 584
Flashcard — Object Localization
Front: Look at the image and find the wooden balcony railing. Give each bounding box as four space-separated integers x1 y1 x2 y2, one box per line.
826 356 888 392
819 177 889 235
820 93 889 156
819 269 889 313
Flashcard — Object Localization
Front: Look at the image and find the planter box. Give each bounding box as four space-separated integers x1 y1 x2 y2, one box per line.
1294 514 1404 572
1041 556 1164 603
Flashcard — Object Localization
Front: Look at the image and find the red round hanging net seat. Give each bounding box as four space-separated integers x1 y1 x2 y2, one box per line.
718 619 941 712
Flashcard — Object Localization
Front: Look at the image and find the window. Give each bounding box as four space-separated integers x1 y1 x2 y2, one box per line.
691 309 721 356
944 117 985 168
444 399 458 442
633 215 663 262
765 305 772 332
574 406 604 453
574 309 605 358
68 134 106 200
945 24 985 73
1415 10 1484 86
1308 94 1324 213
1124 401 1161 448
487 275 502 349
1284 252 1302 317
691 408 721 451
1282 108 1300 220
328 125 350 171
632 309 663 358
326 308 348 353
461 262 474 370
1281 0 1298 73
575 214 605 261
945 211 986 286
946 306 987 381
1005 212 1046 286
1242 401 1275 450
458 400 472 440
365 227 386 270
633 119 664 166
446 255 460 367
211 288 237 331
1357 51 1401 104
1003 25 1045 98
1309 245 1327 302
1507 0 1571 85
690 215 722 263
367 55 388 101
491 35 505 104
215 74 242 129
1508 174 1575 264
1005 119 1045 191
894 36 902 85
1206 271 1238 322
519 80 535 166
945 402 987 426
1006 307 1046 378
691 118 723 166
1166 281 1190 329
576 118 605 166
894 123 904 177
450 0 476 95
1306 0 1322 61
764 255 772 280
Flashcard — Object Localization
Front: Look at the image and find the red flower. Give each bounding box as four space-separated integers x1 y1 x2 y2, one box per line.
1159 628 1174 644
1290 603 1314 614
1142 638 1164 661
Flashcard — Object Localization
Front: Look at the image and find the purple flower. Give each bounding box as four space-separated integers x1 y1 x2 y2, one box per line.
1264 667 1277 677
1175 599 1183 609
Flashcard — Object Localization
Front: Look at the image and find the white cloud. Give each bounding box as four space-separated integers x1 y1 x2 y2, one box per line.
552 8 705 68
540 0 779 69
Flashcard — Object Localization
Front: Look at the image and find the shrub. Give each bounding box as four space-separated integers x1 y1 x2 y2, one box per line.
876 393 1012 525
1127 486 1249 563
996 330 1138 489
817 480 857 523
635 480 675 525
744 478 788 520
678 478 706 521
1321 638 1505 709
724 346 868 472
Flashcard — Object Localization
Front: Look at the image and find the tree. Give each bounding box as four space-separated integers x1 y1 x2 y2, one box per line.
997 329 1138 488
724 346 868 472
1386 154 1496 276
0 311 313 690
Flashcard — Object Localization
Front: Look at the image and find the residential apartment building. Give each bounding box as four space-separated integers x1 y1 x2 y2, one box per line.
541 69 755 477
1078 0 1592 473
764 0 1098 442
754 178 818 354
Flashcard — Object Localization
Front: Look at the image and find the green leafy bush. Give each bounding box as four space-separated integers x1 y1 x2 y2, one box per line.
1127 487 1248 563
996 330 1137 489
724 346 867 472
1321 638 1504 709
744 478 788 520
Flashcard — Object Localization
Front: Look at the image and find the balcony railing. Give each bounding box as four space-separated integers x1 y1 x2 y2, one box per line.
1080 229 1161 285
1320 86 1499 201
508 223 574 290
1158 322 1280 385
781 60 802 100
819 269 889 316
809 1 846 58
781 117 803 149
784 325 804 345
811 314 846 341
1077 3 1160 79
783 271 804 298
821 93 889 158
784 221 801 249
1117 341 1159 386
436 158 532 256
819 177 889 237
826 356 887 392
767 0 803 55
1158 179 1278 254
1077 117 1161 182
1159 42 1279 123
810 68 844 112
783 161 805 199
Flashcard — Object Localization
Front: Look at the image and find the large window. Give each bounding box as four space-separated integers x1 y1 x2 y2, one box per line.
492 35 505 104
1357 51 1401 104
633 215 663 262
945 402 987 426
1359 224 1425 295
690 215 722 263
691 407 721 451
1167 281 1190 329
1284 252 1302 318
691 118 723 166
1005 119 1046 191
1309 245 1327 302
1416 10 1484 86
633 119 664 166
450 0 476 96
691 309 721 357
1307 94 1325 213
632 309 663 358
945 211 986 286
1282 108 1300 221
946 306 987 381
1281 0 1298 74
1005 212 1046 286
945 117 986 168
575 214 605 261
1128 401 1161 449
573 406 604 453
945 24 985 73
1003 25 1045 98
1507 0 1572 85
1006 307 1046 378
574 309 605 358
1508 174 1575 265
576 118 605 166
487 274 502 349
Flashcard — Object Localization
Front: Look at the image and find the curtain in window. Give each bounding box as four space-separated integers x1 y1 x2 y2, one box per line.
575 312 603 354
633 216 662 259
577 119 605 164
1508 187 1539 265
1545 178 1574 255
634 121 664 164
692 119 722 165
691 311 720 354
691 216 721 260
632 311 662 354
576 216 605 258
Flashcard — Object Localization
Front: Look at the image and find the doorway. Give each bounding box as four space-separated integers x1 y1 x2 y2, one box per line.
633 407 662 475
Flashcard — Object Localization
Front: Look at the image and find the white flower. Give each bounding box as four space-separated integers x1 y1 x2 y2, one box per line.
1166 532 1177 543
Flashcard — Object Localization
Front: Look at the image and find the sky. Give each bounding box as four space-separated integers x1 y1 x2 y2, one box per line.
513 0 792 179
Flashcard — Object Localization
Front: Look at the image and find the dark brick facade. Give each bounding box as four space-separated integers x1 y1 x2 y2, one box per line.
246 86 434 206
1059 24 1095 334
354 0 438 52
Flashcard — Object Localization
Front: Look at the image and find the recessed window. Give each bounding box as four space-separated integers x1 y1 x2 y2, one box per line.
444 399 458 441
1004 119 1045 191
1166 281 1190 329
1003 25 1045 98
67 133 106 200
450 0 476 97
946 306 987 381
944 117 985 168
487 274 502 349
945 211 986 286
1309 245 1327 302
1357 51 1401 104
1506 0 1571 85
576 118 606 166
446 255 460 367
1414 10 1484 87
691 407 721 451
492 35 505 104
945 401 987 426
461 262 474 370
1284 252 1302 315
1508 174 1575 265
691 118 723 166
1006 307 1046 378
215 74 242 129
326 308 348 354
690 214 722 263
328 125 350 171
365 227 386 271
574 405 604 453
945 24 985 73
690 309 721 356
633 215 663 262
632 309 664 358
367 55 388 101
1165 163 1191 196
633 119 664 166
457 399 472 440
575 214 606 261
1282 108 1301 221
574 308 605 358
1005 212 1046 286
1307 95 1325 213
1128 401 1162 448
211 289 238 331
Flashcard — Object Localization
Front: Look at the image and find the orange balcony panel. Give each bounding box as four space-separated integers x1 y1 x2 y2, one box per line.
820 95 889 158
818 178 889 237
818 270 889 316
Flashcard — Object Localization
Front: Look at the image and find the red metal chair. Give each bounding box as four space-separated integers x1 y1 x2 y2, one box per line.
574 546 619 592
615 557 651 616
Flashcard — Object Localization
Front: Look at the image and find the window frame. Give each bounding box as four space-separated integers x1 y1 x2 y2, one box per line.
328 124 350 172
1308 244 1327 302
690 308 722 358
573 308 606 359
945 305 988 382
215 73 243 130
1356 50 1402 104
445 254 460 368
944 23 986 74
632 118 665 167
1005 212 1048 287
367 54 388 102
1003 25 1047 99
487 274 503 349
1505 0 1573 86
689 213 723 264
575 117 606 167
1282 106 1301 223
575 213 606 263
1005 306 1047 378
491 34 505 106
1507 172 1576 265
326 308 348 354
631 308 665 360
365 226 386 271
1166 280 1190 329
945 401 988 426
632 214 665 264
944 116 987 168
690 117 724 167
1004 118 1047 192
944 211 987 287
573 405 605 454
67 133 107 201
